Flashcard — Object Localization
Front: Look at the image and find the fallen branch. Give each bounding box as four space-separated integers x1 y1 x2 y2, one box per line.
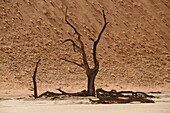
89 88 155 104
38 91 62 98
57 88 87 96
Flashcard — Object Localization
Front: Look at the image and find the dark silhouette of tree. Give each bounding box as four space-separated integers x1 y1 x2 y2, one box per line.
29 10 155 104
61 9 108 96
32 59 41 98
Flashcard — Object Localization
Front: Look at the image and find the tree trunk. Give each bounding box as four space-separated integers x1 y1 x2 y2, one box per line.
33 76 38 98
32 59 40 98
87 69 98 96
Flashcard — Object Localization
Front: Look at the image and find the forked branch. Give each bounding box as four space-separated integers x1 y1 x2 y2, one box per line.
93 10 108 66
64 9 107 71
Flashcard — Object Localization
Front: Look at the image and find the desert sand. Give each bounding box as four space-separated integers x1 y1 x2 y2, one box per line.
0 0 170 96
0 93 170 113
0 0 170 112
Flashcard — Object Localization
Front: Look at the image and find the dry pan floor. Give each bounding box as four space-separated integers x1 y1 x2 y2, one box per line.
0 94 170 113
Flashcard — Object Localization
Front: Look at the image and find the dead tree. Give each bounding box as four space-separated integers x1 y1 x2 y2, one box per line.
32 59 41 98
62 9 108 96
31 59 87 99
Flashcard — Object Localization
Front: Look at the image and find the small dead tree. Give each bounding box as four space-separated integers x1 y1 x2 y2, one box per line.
32 59 41 98
62 9 108 96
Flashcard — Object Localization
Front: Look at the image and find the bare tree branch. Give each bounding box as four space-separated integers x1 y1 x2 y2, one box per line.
65 8 89 70
96 10 108 44
65 8 81 37
63 39 81 52
60 58 85 69
93 10 108 66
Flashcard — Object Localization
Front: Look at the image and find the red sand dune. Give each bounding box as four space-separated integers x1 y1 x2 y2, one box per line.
0 0 170 96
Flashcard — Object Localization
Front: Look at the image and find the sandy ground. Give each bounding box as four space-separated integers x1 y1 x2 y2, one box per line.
0 1 170 112
1 103 170 113
0 0 170 95
0 94 170 113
